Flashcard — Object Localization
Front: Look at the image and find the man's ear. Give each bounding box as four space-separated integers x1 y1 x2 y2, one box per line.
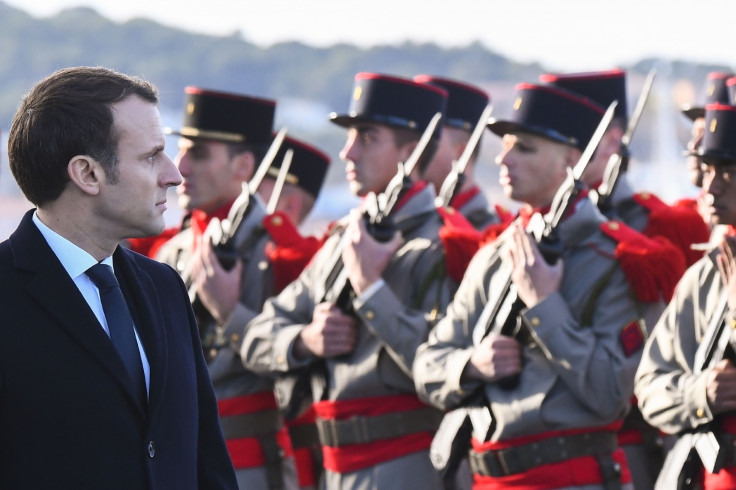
67 155 104 196
232 150 255 182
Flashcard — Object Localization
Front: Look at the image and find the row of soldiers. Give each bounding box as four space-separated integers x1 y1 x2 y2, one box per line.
127 68 735 489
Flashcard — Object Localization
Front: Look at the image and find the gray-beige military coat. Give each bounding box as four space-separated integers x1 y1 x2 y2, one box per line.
414 197 643 443
156 195 298 490
634 248 729 435
241 186 455 489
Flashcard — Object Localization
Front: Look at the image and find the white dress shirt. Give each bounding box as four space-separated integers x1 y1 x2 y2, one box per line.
32 212 151 395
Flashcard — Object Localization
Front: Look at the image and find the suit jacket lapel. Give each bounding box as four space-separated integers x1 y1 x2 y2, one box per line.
10 211 147 418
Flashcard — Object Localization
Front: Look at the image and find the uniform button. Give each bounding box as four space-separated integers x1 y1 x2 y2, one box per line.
258 260 269 271
365 310 375 320
639 192 650 200
530 317 540 327
607 222 620 231
270 215 283 226
231 333 240 343
697 408 705 418
148 441 155 458
277 356 285 364
209 348 217 359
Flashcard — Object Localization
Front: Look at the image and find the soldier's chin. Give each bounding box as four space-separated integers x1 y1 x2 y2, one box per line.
348 181 365 197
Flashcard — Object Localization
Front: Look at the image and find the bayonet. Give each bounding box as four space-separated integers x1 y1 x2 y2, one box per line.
596 69 656 212
266 149 294 215
436 104 494 208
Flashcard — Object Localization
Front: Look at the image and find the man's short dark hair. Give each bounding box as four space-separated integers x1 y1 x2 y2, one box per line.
8 66 158 206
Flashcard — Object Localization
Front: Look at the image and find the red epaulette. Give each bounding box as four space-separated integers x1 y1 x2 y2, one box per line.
673 197 698 213
600 220 687 303
494 204 515 226
263 211 325 293
126 226 180 259
437 207 483 283
437 206 514 283
634 192 710 267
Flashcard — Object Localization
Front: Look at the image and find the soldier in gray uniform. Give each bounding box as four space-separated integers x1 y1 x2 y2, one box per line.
414 75 505 231
540 69 710 269
635 103 736 489
156 88 328 490
241 72 455 490
539 68 690 490
681 72 733 225
414 83 644 489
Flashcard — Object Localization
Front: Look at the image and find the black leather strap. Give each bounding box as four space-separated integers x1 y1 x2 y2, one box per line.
469 430 618 477
316 407 443 447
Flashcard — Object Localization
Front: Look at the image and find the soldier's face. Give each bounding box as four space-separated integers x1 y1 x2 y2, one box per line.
174 138 247 214
495 132 575 209
340 124 413 197
701 161 736 225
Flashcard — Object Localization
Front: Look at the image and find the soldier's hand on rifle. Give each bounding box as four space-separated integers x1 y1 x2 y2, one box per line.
507 222 563 307
717 235 736 311
190 233 243 326
706 359 736 415
463 334 522 383
342 208 402 296
294 302 358 359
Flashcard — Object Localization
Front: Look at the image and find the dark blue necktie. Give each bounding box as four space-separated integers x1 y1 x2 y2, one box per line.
86 263 147 407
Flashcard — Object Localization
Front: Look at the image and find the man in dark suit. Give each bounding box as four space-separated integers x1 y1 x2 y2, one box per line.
0 66 238 490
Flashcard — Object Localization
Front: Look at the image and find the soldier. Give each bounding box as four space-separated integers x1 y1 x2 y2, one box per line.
259 136 332 490
241 72 454 489
539 68 691 489
414 83 645 489
156 87 330 490
679 72 733 224
635 103 736 489
413 75 513 287
258 136 328 227
413 75 504 230
540 69 710 268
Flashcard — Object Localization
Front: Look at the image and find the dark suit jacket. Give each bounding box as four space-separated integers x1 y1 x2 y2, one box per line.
0 210 238 490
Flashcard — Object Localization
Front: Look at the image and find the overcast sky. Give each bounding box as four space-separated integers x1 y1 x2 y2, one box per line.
5 0 734 71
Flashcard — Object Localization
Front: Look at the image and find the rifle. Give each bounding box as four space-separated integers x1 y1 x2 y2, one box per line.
430 101 618 483
594 69 656 215
265 148 294 215
655 292 732 489
435 104 494 209
205 127 289 270
187 128 287 337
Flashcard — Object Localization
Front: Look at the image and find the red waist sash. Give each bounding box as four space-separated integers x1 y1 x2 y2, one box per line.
218 391 293 470
471 423 631 490
313 394 434 474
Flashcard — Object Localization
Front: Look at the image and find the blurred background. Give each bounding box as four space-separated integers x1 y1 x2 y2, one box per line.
1 0 733 239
